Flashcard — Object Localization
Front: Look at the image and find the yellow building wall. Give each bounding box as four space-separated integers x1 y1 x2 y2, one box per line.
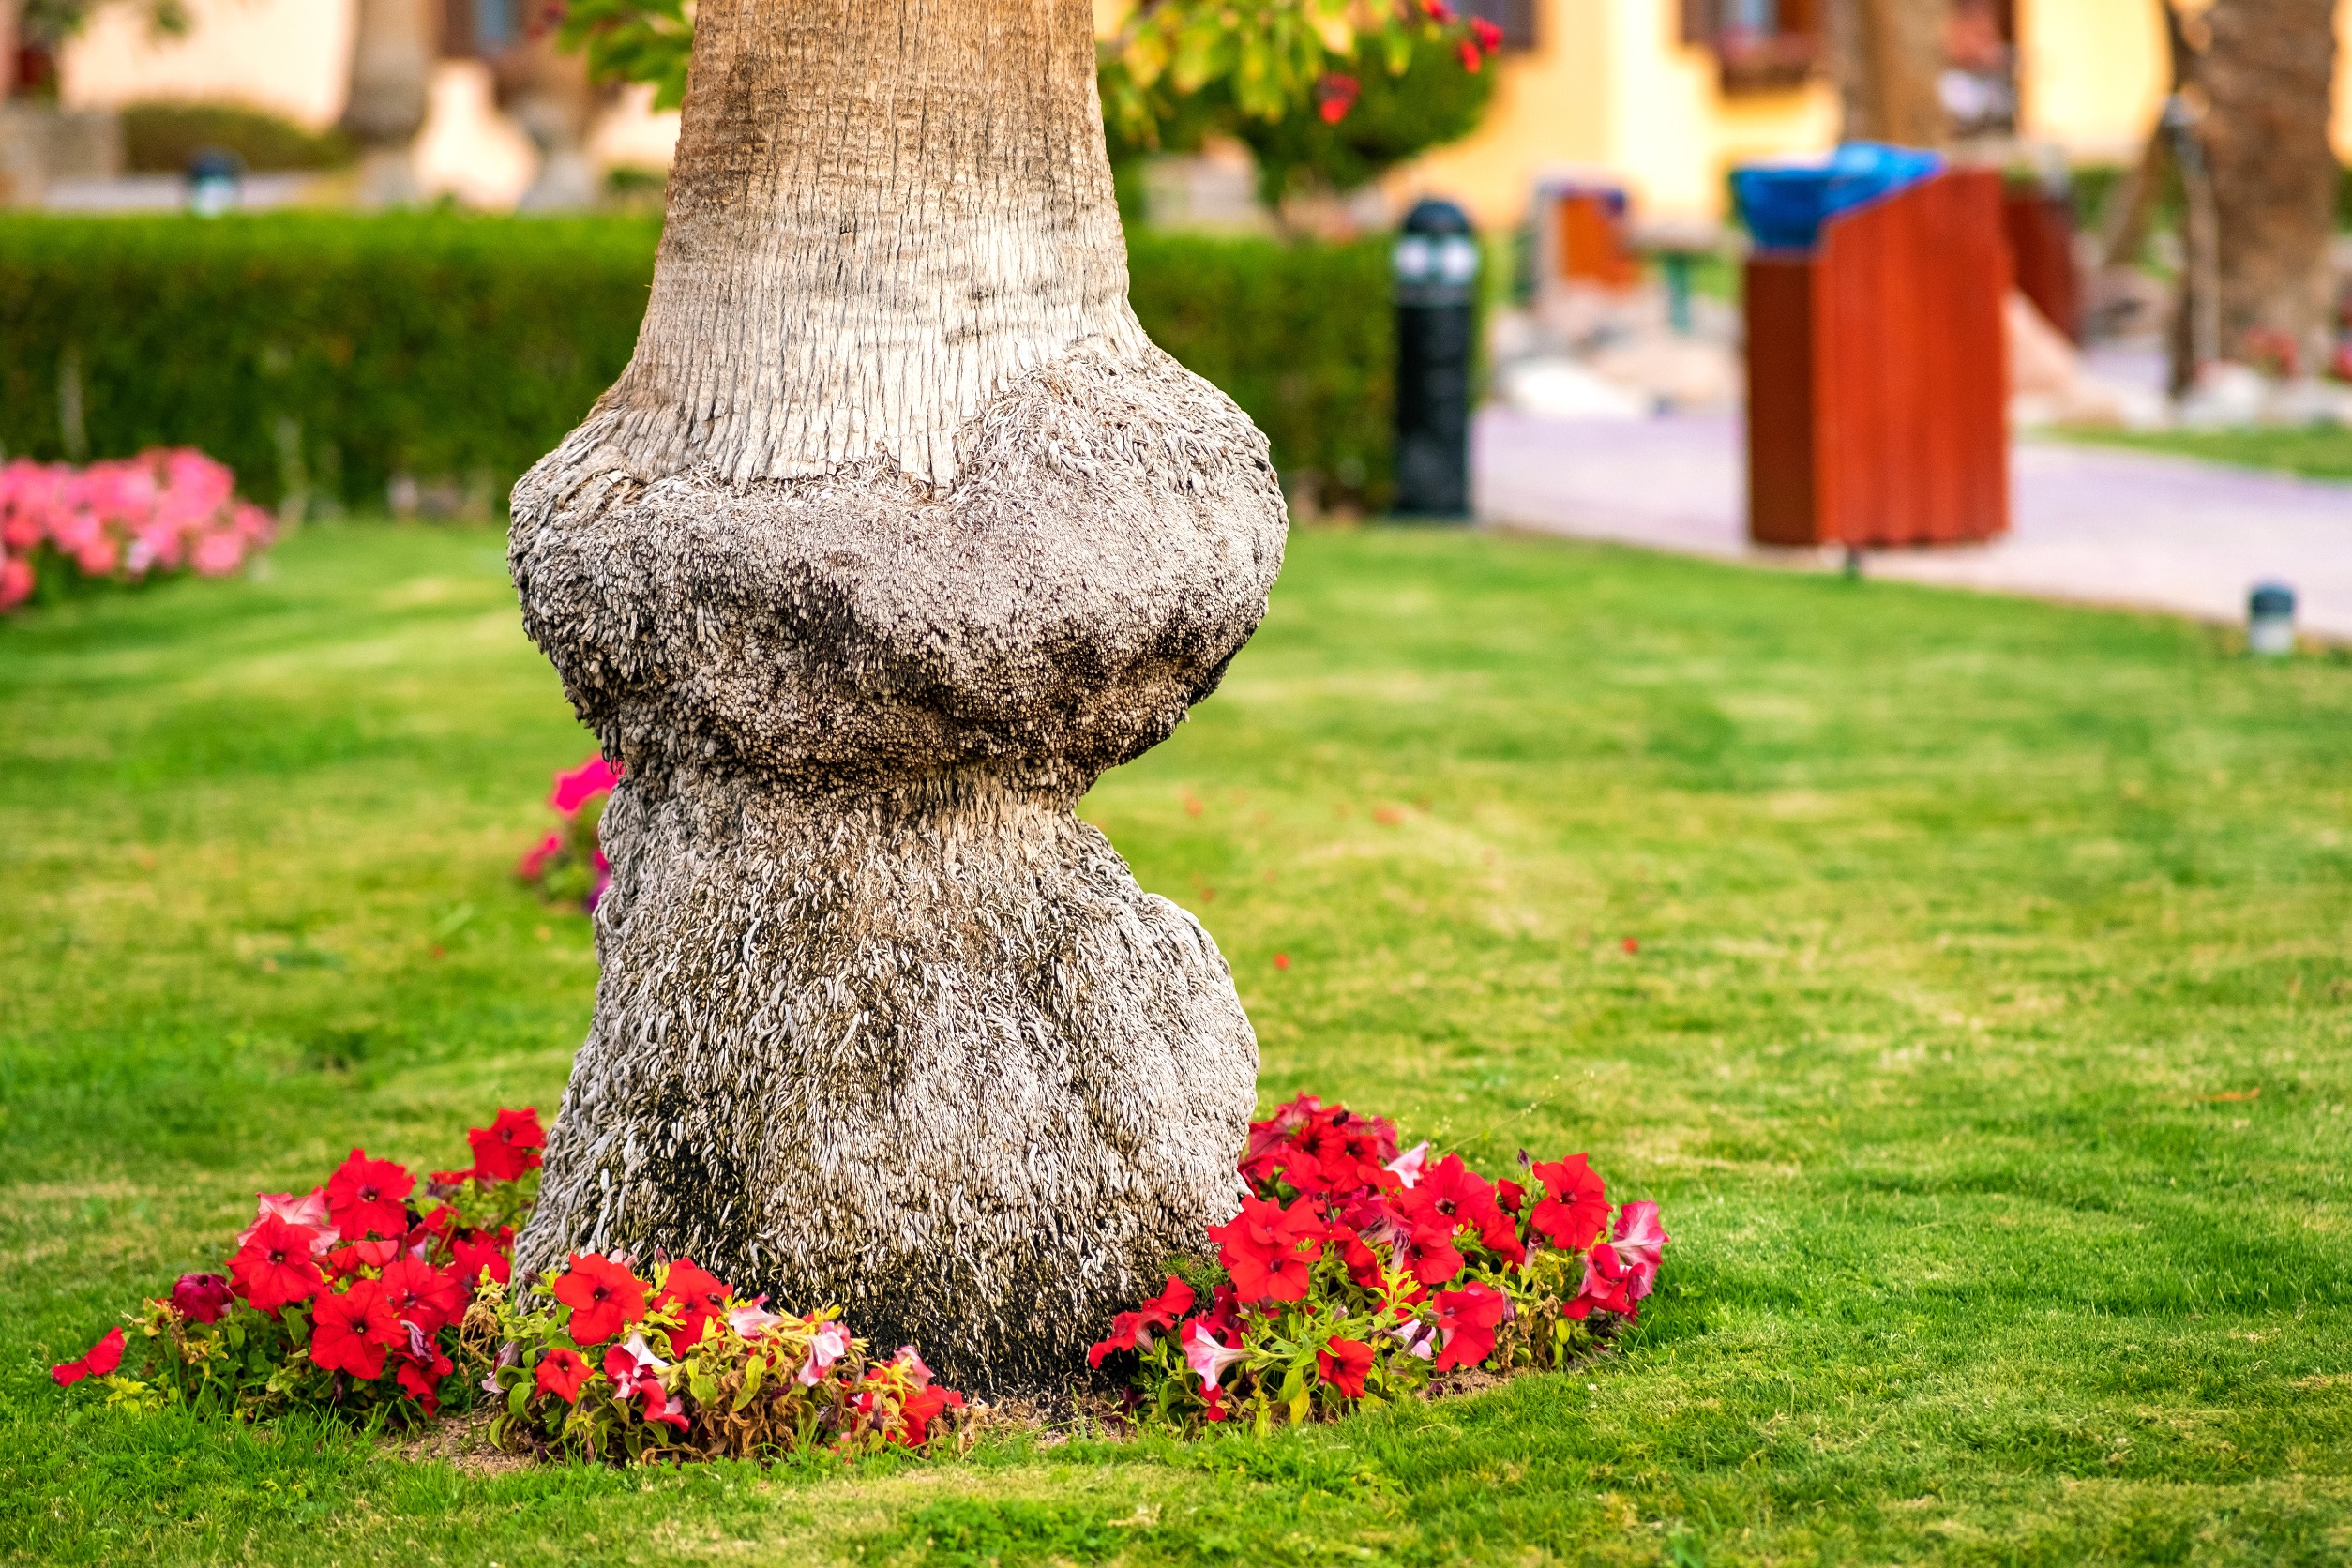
1389 0 1836 230
2015 0 2168 159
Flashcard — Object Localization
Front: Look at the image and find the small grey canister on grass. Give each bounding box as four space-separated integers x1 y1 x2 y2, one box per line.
2247 582 2296 656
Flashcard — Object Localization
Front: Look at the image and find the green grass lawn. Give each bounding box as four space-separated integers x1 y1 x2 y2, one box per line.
2062 423 2352 483
5 523 2350 1566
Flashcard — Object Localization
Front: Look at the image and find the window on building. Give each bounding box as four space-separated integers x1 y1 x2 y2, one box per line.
1464 0 1539 53
1679 0 1822 93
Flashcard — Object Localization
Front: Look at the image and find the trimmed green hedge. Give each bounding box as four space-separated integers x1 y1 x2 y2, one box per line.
0 215 1394 514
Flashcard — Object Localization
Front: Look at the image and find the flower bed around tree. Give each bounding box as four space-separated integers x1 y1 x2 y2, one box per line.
0 449 274 613
1087 1094 1665 1432
52 1096 1665 1462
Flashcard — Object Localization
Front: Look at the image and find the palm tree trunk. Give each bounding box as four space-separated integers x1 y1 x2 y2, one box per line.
1829 0 1950 147
2191 0 2341 375
340 0 438 207
507 0 1282 1391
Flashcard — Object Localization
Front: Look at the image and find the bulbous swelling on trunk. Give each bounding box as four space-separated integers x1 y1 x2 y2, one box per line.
506 0 1286 1390
511 345 1284 791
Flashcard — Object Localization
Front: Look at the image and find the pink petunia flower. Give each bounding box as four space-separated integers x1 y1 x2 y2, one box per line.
1181 1319 1249 1392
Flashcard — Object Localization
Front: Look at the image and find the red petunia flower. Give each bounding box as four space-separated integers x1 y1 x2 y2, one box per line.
1087 1274 1197 1366
171 1273 234 1325
1207 1195 1328 1303
237 1190 330 1251
1530 1154 1609 1253
309 1279 403 1380
51 1326 126 1387
324 1237 403 1278
1406 1154 1520 1267
393 1330 455 1415
378 1257 465 1335
1316 1335 1376 1399
551 756 619 815
535 1345 592 1402
449 1234 510 1292
229 1214 326 1314
1609 1201 1669 1302
894 1384 966 1447
467 1108 545 1184
324 1150 415 1241
654 1258 733 1349
1431 1280 1509 1372
1566 1239 1635 1320
1496 1178 1526 1215
1334 1227 1386 1289
554 1253 646 1345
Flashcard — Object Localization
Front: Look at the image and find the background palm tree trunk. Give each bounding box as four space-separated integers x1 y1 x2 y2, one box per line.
2190 0 2342 375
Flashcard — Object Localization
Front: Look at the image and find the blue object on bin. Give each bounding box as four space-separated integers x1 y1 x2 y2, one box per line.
1732 142 1947 251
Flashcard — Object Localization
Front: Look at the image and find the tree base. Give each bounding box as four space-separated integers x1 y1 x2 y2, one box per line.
513 770 1257 1391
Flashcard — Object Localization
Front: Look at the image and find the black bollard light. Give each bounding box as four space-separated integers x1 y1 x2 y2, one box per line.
1393 198 1480 520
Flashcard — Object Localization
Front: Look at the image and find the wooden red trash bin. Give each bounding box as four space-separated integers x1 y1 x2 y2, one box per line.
1745 168 2011 549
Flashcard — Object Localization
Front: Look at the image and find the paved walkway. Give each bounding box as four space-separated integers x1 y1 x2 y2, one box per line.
1475 409 2352 640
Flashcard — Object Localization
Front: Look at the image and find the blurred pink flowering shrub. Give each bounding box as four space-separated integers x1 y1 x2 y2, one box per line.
0 449 274 612
520 754 621 911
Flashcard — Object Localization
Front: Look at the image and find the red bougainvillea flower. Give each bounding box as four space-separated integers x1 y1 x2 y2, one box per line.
229 1214 326 1314
1610 1201 1670 1302
310 1279 402 1380
1566 1239 1635 1320
796 1320 852 1386
1181 1319 1250 1392
1432 1280 1509 1372
377 1257 465 1335
1530 1153 1609 1253
535 1345 592 1402
1316 1335 1376 1398
550 756 619 815
450 1232 512 1291
51 1326 126 1387
237 1190 330 1251
467 1108 545 1183
1207 1195 1328 1303
555 1253 646 1345
1088 1275 1198 1366
170 1273 233 1325
324 1150 415 1241
655 1258 732 1349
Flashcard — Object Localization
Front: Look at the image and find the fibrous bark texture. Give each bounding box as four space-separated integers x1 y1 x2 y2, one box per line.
1829 0 1950 147
2193 0 2342 371
507 0 1286 1391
